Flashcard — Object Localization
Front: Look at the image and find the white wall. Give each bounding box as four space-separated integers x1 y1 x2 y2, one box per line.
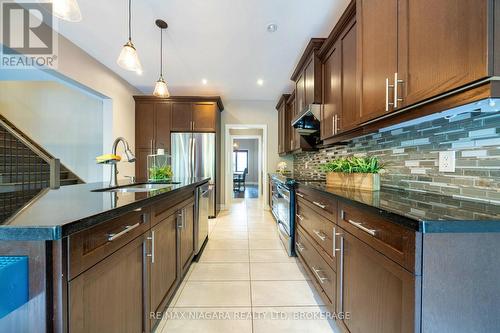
0 81 103 182
221 100 293 205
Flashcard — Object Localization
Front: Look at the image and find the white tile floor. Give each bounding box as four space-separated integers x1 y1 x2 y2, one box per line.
155 197 339 333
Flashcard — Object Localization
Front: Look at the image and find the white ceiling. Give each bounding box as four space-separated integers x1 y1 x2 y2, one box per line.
56 0 350 101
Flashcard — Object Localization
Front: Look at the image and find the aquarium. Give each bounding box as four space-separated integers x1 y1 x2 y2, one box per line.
147 152 172 182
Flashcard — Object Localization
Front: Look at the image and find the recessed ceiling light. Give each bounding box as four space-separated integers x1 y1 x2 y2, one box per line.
257 79 264 86
202 78 208 85
267 23 278 33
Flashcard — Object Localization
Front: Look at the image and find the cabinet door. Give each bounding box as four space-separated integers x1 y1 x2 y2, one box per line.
398 0 488 108
336 229 418 333
150 213 177 316
171 102 192 132
321 42 341 140
136 102 156 150
155 102 171 152
358 0 398 122
192 103 217 132
69 235 146 333
296 73 306 115
277 107 284 154
135 148 151 182
179 201 195 275
304 57 316 107
341 20 358 131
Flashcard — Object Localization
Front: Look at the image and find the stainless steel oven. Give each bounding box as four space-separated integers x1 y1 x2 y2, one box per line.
270 176 296 256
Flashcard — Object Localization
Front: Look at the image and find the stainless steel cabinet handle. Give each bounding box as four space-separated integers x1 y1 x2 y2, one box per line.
150 139 154 154
311 266 328 284
333 226 341 257
339 235 345 313
296 214 303 221
347 219 376 236
295 242 304 252
312 201 326 209
296 192 304 198
108 222 141 241
177 211 183 228
147 230 155 263
385 78 394 112
394 72 404 108
313 229 326 241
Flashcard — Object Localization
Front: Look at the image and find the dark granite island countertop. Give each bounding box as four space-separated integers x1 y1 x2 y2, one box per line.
298 182 500 233
0 178 209 241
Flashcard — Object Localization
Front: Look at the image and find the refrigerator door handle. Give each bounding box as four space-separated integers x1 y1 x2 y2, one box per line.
188 137 193 178
192 137 197 178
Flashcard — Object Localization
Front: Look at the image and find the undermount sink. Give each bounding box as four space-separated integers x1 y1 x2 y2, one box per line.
92 182 181 193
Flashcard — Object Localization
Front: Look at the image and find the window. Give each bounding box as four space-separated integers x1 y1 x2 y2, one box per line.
233 150 248 173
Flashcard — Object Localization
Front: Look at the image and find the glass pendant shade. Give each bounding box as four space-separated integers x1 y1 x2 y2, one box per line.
117 40 143 73
50 0 82 22
153 77 170 98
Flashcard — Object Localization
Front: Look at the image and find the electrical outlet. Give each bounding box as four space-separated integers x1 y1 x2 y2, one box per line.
439 151 456 172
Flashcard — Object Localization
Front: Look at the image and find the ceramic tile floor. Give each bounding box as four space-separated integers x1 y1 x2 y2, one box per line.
155 197 340 333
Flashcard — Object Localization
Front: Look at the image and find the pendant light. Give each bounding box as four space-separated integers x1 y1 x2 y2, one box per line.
153 19 170 98
43 0 82 22
117 0 143 74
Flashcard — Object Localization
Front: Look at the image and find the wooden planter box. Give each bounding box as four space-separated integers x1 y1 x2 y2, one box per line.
326 172 380 191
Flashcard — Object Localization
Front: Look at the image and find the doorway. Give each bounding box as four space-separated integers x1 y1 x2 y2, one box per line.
224 125 267 208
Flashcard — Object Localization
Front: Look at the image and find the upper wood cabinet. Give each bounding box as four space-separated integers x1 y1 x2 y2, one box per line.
291 38 325 115
358 0 492 123
276 94 291 155
321 5 357 140
171 102 219 132
135 99 172 152
397 0 489 108
170 102 192 132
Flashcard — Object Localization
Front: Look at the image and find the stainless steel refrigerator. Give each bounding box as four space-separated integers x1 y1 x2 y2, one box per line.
171 133 216 217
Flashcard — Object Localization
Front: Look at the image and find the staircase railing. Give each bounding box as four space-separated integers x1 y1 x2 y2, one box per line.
0 115 60 189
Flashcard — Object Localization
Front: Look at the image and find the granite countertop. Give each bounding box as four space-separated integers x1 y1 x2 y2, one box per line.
0 178 209 241
298 182 500 233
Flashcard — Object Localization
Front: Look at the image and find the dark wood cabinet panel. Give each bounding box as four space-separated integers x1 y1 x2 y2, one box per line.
295 74 306 116
358 0 398 123
179 200 195 275
336 229 419 333
155 102 171 151
135 102 155 150
69 235 146 333
321 42 341 140
150 213 177 317
304 57 316 107
135 149 151 182
397 0 488 108
192 103 216 132
341 20 358 131
171 102 193 132
276 94 292 154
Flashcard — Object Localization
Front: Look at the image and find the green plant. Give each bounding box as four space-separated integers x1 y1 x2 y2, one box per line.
149 165 173 181
321 156 383 174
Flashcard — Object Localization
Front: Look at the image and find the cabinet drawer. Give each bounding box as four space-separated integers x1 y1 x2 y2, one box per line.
296 227 336 305
296 186 337 222
296 197 335 266
339 202 417 273
152 189 193 227
68 208 150 280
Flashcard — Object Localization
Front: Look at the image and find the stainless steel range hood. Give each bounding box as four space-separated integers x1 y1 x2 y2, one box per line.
291 104 321 135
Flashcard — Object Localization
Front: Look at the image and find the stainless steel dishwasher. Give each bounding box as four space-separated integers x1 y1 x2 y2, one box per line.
195 183 209 257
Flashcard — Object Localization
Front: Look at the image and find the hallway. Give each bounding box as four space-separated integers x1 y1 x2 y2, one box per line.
155 197 338 333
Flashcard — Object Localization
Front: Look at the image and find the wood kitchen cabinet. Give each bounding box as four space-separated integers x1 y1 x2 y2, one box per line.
335 227 419 333
150 213 178 322
291 38 325 115
179 199 195 276
171 102 218 132
69 234 147 333
276 94 291 155
357 0 493 123
135 100 171 151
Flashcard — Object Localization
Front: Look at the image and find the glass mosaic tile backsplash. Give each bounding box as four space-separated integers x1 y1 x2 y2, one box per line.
293 111 500 204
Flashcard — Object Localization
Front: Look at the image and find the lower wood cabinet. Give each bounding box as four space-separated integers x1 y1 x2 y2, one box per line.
67 191 198 333
336 227 419 333
69 234 147 333
150 213 178 321
179 199 195 276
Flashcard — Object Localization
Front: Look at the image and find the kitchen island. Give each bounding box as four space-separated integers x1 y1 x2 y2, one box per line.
0 177 209 333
